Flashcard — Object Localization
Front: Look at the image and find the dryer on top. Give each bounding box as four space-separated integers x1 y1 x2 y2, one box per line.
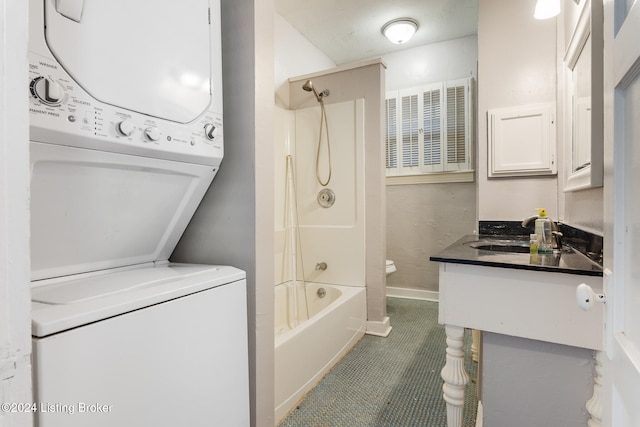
28 0 224 281
28 0 223 166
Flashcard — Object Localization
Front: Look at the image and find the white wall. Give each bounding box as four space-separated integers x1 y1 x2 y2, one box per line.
384 35 478 91
274 13 335 108
0 1 33 426
478 0 558 222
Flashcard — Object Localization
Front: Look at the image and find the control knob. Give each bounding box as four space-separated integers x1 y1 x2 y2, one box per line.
117 119 135 137
144 127 160 141
31 77 65 106
204 123 218 140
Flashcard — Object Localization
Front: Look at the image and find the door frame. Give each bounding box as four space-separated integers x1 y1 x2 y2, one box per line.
602 0 640 425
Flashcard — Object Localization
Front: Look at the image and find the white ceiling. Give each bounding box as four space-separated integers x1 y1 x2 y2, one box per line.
275 0 478 65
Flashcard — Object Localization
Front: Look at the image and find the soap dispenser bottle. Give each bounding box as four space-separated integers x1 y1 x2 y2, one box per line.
535 208 553 253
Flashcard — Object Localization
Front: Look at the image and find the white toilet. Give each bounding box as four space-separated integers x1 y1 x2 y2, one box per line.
386 259 396 276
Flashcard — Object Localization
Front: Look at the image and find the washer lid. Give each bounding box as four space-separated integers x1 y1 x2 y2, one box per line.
31 264 215 305
44 0 212 123
31 263 246 337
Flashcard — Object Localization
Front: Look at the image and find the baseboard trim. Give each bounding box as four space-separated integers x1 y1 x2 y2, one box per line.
366 316 392 337
386 287 439 302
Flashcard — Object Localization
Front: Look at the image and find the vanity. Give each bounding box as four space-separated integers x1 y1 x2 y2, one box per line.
431 224 603 427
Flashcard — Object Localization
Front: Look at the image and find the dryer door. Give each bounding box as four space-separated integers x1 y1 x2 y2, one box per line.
30 142 216 281
44 0 213 124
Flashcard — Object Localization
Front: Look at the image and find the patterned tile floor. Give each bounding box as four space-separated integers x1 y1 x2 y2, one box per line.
278 297 478 427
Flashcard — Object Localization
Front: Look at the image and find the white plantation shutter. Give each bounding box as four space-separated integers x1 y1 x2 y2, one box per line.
445 79 470 171
385 78 473 177
401 93 419 168
385 97 397 169
423 88 441 167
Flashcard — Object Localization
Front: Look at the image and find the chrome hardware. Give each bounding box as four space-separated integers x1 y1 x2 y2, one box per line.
317 188 335 208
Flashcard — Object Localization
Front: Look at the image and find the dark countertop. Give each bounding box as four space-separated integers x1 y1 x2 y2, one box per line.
430 234 603 277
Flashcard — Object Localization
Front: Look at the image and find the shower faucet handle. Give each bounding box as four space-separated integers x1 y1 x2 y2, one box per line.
315 262 328 271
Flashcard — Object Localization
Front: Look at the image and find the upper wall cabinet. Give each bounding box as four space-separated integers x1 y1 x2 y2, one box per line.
563 0 603 191
488 103 557 177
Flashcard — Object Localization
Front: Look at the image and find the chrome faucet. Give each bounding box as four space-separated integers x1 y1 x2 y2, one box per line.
521 216 563 250
521 215 539 228
552 230 563 250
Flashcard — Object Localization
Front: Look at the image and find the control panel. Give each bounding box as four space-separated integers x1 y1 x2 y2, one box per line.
28 53 223 167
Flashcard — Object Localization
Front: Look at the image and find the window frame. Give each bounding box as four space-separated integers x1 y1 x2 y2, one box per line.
385 78 474 184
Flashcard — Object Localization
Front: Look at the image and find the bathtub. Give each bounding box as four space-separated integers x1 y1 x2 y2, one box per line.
274 282 366 422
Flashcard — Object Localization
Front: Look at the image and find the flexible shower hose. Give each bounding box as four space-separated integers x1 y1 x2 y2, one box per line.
315 101 332 186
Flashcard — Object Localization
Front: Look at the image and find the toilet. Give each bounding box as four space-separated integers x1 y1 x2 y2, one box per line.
386 259 396 276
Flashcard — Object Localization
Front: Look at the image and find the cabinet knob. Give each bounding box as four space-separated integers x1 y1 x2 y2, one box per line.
576 283 606 311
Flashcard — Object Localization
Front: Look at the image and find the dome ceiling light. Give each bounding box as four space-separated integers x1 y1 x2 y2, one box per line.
534 0 560 19
382 18 419 44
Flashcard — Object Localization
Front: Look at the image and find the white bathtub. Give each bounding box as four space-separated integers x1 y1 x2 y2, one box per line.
274 282 366 422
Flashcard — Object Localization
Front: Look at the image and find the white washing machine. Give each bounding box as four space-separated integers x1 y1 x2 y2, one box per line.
28 1 249 426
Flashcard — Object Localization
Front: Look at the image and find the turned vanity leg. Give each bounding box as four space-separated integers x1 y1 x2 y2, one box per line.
441 324 469 427
586 351 603 427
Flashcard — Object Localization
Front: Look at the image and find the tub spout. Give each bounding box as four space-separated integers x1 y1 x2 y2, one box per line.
315 262 327 271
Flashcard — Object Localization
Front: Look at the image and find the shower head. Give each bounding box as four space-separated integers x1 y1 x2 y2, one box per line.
302 79 315 93
302 79 322 102
302 79 329 102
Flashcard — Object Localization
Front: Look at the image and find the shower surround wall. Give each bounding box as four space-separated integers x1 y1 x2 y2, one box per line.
275 100 365 288
274 99 370 421
276 59 388 333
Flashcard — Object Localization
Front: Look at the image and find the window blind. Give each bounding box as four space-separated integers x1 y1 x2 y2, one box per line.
385 77 473 177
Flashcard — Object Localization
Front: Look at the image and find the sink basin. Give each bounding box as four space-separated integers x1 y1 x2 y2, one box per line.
465 239 571 254
468 241 531 253
467 240 531 253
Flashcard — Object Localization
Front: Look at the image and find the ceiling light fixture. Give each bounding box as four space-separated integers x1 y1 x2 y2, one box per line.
534 0 560 19
382 18 419 44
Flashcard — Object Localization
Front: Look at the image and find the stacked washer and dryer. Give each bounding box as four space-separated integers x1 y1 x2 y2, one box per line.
28 1 249 425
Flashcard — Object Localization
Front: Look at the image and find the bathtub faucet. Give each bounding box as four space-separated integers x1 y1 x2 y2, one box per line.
315 262 327 271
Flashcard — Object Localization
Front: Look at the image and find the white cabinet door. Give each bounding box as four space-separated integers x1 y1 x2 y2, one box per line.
603 1 640 425
488 103 556 177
